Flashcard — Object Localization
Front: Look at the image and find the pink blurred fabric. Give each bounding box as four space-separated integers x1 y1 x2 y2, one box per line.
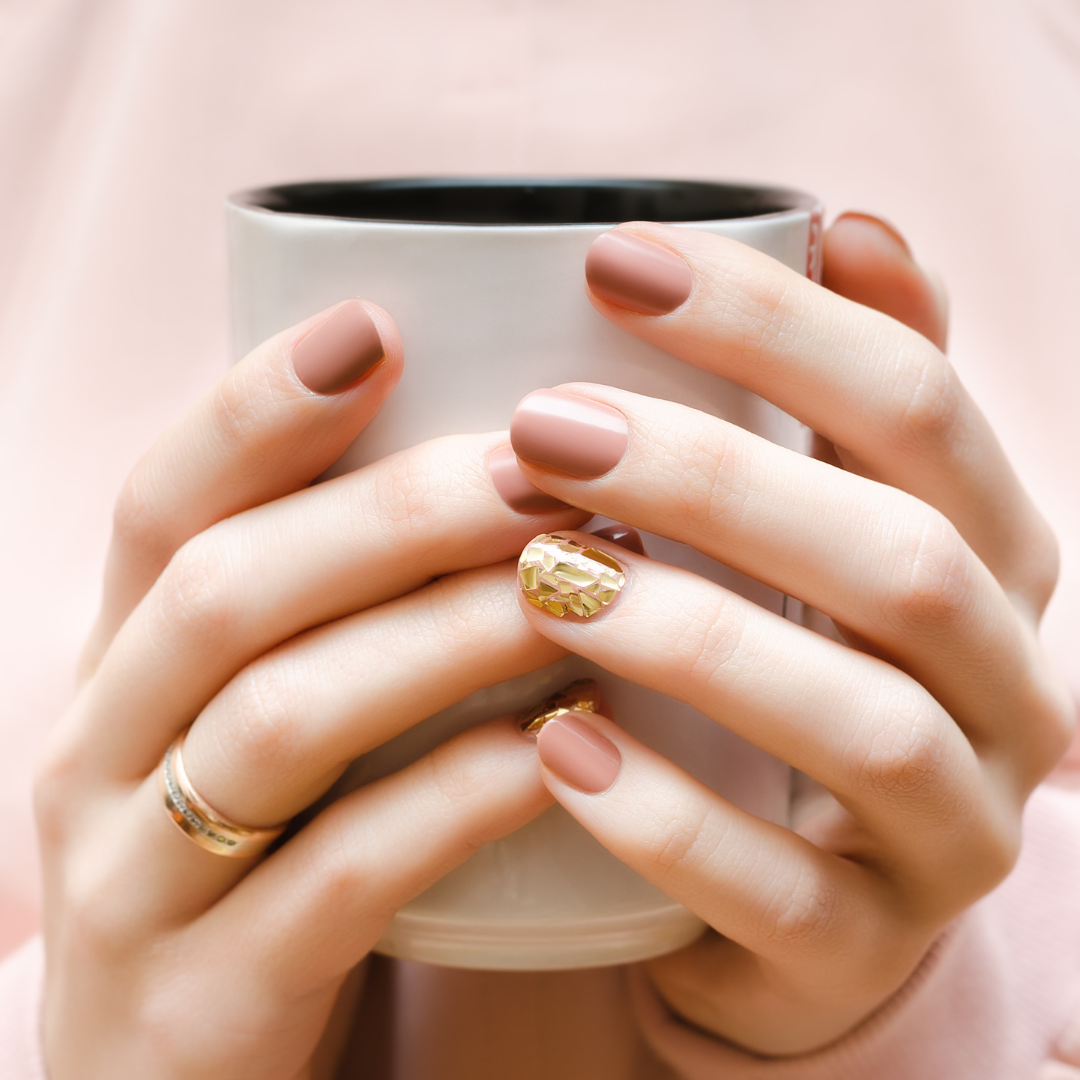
1 1 1079 1076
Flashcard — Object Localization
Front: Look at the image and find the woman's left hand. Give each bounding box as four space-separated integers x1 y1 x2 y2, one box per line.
507 215 1075 1055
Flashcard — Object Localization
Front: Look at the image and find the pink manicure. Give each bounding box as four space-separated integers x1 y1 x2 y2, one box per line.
489 445 571 514
536 713 622 794
511 389 628 478
590 524 646 555
585 230 693 316
292 300 384 394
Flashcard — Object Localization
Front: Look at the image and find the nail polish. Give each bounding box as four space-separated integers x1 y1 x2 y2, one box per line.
585 230 693 316
590 524 646 556
489 445 571 514
833 212 912 258
519 678 601 735
511 389 628 478
292 300 384 394
518 533 627 618
536 713 622 794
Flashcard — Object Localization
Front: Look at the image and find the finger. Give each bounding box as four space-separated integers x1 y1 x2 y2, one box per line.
192 717 551 999
181 562 559 837
821 212 948 350
815 212 947 473
72 562 563 924
508 388 1072 772
529 708 929 1052
81 299 403 678
513 531 1025 870
63 434 586 779
62 719 551 1074
65 695 548 933
583 223 1057 614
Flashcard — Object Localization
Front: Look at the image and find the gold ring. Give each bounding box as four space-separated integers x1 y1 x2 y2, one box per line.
519 678 602 735
158 728 285 858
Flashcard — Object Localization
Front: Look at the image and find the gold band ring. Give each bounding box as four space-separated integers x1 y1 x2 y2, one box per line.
158 728 285 858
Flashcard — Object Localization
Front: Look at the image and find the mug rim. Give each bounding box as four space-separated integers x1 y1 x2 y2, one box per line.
228 176 819 227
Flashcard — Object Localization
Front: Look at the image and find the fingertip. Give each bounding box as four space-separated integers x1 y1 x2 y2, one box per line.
590 523 646 556
919 265 950 351
288 299 401 396
830 211 912 257
517 531 630 622
822 213 948 350
358 299 405 374
584 227 694 317
536 710 623 795
489 444 574 515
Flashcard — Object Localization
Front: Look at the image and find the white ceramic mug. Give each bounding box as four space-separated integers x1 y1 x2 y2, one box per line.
226 178 823 970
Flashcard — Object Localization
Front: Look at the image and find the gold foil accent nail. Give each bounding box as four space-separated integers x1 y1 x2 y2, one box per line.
517 533 627 618
519 678 602 735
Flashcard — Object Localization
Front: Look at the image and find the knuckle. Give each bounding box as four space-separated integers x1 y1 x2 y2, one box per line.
425 575 491 654
659 591 747 688
425 585 474 649
206 375 267 456
645 414 747 532
848 702 946 802
371 451 432 534
111 469 173 565
1018 679 1078 788
425 736 487 808
34 718 96 847
928 805 1021 913
314 827 369 905
33 753 77 847
64 860 140 958
892 346 961 453
697 441 751 530
364 440 462 542
753 864 840 954
976 818 1022 891
156 534 237 644
712 262 802 356
292 803 375 920
1016 514 1061 617
1046 694 1079 769
647 797 717 876
880 509 972 634
128 993 192 1065
216 658 301 775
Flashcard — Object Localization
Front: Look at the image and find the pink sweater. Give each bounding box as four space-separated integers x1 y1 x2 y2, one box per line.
2 1 1079 1075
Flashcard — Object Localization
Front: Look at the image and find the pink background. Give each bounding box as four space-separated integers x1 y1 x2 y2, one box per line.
1 0 1078 956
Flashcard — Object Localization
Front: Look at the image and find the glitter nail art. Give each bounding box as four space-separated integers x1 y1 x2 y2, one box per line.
518 678 601 735
518 533 627 618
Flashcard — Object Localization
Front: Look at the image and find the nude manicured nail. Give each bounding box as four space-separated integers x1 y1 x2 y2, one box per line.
292 300 385 394
833 212 912 258
590 524 646 556
511 389 628 478
585 230 693 316
489 445 571 514
536 713 622 794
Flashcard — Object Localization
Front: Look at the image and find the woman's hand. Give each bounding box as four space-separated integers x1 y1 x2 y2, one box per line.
509 215 1075 1055
35 300 588 1078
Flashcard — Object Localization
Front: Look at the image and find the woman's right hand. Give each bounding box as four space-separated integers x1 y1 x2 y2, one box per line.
34 300 586 1078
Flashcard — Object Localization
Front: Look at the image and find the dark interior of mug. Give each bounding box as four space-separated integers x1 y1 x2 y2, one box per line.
238 178 814 225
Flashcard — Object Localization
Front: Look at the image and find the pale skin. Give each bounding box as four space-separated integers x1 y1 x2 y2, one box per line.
35 213 1074 1076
